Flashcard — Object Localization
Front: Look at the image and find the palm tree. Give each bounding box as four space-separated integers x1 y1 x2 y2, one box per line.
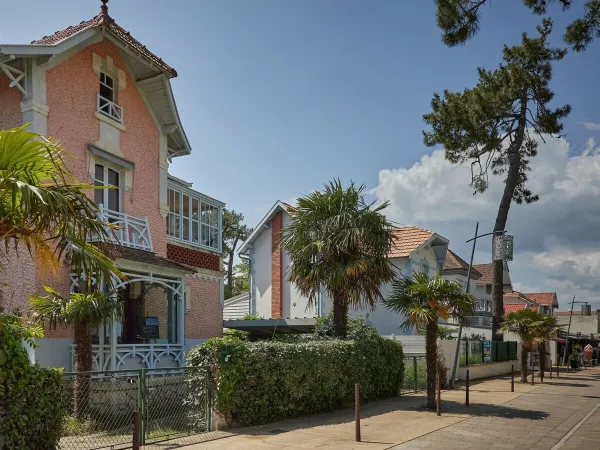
499 309 553 382
0 125 121 285
282 180 396 337
534 314 562 378
383 273 476 409
31 287 123 416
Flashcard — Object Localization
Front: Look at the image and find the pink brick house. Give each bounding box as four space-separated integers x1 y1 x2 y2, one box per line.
0 1 223 370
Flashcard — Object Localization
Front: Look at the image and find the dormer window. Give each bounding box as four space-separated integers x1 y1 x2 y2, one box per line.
97 72 124 123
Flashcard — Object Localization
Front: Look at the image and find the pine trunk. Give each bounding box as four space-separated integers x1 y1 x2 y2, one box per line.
491 98 528 341
520 344 529 383
332 292 348 338
74 321 92 419
425 320 438 409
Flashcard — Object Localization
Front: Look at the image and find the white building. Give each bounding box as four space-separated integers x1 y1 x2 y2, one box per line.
229 201 451 336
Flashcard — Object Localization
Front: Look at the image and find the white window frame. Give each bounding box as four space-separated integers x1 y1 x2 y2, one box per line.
100 72 116 103
97 71 124 124
167 183 222 253
94 161 123 213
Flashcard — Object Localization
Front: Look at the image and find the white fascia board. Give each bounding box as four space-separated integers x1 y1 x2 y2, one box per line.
0 28 100 57
163 76 191 157
238 201 289 255
116 258 191 278
410 233 450 259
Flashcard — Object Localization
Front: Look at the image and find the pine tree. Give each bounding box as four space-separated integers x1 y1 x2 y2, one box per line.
423 20 570 340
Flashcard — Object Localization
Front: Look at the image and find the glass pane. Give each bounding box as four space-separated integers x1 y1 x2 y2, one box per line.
105 74 113 88
192 199 199 220
108 185 119 212
210 227 218 249
100 83 113 102
95 164 104 182
174 215 181 238
183 195 190 218
168 189 174 213
183 216 190 241
108 169 119 187
192 220 199 243
173 191 180 214
94 178 104 205
201 224 209 246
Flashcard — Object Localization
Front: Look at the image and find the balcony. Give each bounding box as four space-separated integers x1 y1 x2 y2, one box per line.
97 93 124 124
95 205 153 252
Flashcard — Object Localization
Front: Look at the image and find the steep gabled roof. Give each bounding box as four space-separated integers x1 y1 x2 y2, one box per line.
31 1 176 76
443 249 482 279
525 292 558 308
389 226 435 258
472 263 493 284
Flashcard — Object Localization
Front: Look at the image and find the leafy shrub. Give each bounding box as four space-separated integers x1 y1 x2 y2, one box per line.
188 333 403 426
0 313 65 449
314 314 380 341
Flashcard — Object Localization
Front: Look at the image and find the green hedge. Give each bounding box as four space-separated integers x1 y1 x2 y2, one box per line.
0 314 65 450
188 335 404 426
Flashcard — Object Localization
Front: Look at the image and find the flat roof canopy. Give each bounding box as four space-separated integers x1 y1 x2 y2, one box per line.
223 318 316 337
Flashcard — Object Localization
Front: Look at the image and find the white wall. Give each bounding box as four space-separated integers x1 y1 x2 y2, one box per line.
253 223 272 319
34 338 73 369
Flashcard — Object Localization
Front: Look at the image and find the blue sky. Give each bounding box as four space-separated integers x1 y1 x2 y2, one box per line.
3 0 600 307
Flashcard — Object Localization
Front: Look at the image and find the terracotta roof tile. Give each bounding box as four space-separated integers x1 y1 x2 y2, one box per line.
554 311 582 316
524 292 557 306
472 263 493 284
31 10 176 76
504 304 527 313
443 249 482 278
388 226 434 258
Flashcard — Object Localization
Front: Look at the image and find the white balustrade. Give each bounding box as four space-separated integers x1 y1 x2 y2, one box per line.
92 205 153 252
70 343 184 371
97 92 124 123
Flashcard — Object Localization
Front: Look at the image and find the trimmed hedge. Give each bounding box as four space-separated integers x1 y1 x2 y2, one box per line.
188 334 404 426
0 314 65 450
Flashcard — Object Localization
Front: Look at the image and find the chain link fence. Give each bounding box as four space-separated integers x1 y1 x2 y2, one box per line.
59 367 229 450
400 355 427 394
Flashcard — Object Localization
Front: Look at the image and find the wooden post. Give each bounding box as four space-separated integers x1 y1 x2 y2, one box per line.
511 365 514 392
355 383 361 442
550 360 553 379
540 361 544 383
132 410 140 450
436 365 441 416
531 365 535 386
557 359 559 378
465 369 470 407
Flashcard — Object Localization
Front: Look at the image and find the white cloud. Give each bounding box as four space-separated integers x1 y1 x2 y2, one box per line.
374 134 600 309
578 121 600 131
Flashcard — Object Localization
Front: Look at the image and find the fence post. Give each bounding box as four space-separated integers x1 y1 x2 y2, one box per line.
436 363 441 416
550 360 553 379
413 356 418 393
540 360 544 383
531 364 535 386
355 383 361 442
138 369 146 445
465 370 469 407
557 359 559 378
466 341 469 367
481 341 484 364
511 365 514 392
132 410 141 450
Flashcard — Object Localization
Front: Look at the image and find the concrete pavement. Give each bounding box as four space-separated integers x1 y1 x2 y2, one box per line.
147 366 600 450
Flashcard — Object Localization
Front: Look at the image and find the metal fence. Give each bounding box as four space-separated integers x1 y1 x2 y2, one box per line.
60 367 219 450
400 355 427 394
460 340 518 366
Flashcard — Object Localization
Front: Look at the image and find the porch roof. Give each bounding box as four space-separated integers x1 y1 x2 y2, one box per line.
96 243 193 273
224 318 316 337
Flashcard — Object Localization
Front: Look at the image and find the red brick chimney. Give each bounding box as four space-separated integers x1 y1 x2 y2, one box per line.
271 211 283 318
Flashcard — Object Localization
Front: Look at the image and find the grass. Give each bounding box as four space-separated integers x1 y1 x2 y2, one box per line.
401 357 427 394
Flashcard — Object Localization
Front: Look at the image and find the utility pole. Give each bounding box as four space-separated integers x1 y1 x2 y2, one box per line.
561 296 587 366
449 224 510 388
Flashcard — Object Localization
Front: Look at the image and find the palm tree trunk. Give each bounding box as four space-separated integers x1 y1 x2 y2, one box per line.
332 292 348 338
520 343 529 383
426 320 438 409
491 98 528 341
74 320 92 419
538 340 546 378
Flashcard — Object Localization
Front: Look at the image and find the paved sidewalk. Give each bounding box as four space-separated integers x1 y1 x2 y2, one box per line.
160 367 600 450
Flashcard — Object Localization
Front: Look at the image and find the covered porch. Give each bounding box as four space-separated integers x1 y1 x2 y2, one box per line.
70 252 192 371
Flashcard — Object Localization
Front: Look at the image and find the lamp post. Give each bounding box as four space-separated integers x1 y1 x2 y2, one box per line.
449 224 513 388
562 296 587 367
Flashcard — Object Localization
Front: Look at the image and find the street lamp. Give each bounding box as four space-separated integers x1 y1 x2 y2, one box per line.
562 296 587 368
449 223 514 388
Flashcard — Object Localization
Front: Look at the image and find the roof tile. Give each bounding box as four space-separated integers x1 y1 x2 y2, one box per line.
443 249 482 278
388 226 434 258
524 292 556 306
30 10 176 76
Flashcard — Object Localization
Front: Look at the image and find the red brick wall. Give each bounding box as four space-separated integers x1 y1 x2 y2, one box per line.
271 211 283 318
184 276 223 339
167 243 220 271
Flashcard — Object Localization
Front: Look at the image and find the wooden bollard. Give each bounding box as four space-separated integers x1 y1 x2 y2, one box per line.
550 361 553 379
557 359 559 378
466 369 470 407
511 365 514 392
355 383 361 442
436 366 441 416
541 364 544 383
531 366 535 386
132 410 140 450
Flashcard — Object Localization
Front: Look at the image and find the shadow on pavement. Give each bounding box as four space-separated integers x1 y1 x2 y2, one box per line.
540 381 591 388
436 400 549 420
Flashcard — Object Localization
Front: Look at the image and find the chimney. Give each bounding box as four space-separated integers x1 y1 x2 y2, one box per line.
582 304 591 316
271 211 283 318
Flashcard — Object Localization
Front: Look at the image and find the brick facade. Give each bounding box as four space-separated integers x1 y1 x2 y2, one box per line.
167 243 220 272
184 276 223 339
271 211 283 318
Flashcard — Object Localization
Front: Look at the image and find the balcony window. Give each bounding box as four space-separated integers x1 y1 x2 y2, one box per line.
98 72 124 123
94 163 121 212
167 186 222 251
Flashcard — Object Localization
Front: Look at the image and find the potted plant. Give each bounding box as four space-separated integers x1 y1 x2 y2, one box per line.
569 344 582 369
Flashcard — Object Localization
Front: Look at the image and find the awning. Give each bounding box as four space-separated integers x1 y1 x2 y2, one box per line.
224 318 316 337
552 337 566 344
